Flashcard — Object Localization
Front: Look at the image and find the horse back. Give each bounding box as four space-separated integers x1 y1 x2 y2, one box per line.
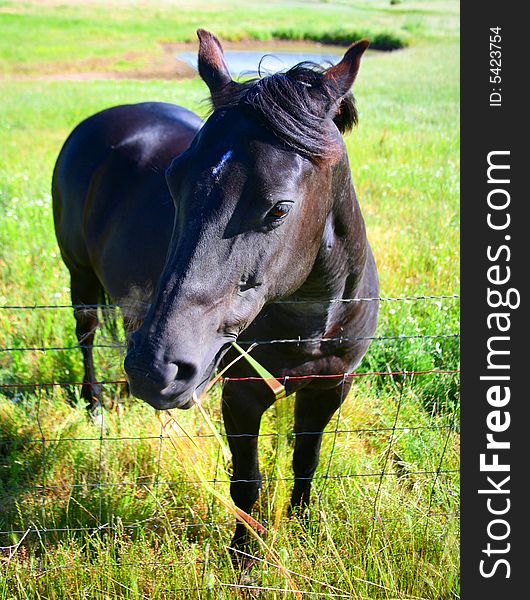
52 102 202 301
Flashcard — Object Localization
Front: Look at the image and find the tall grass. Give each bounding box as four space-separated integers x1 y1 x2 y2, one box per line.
1 379 458 598
0 2 459 597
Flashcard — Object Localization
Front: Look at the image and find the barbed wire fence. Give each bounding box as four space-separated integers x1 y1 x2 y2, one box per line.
0 293 460 594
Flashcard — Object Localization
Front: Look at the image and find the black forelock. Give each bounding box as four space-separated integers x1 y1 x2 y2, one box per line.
208 62 358 162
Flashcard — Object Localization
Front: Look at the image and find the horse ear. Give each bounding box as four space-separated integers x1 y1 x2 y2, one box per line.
324 39 369 98
197 29 236 107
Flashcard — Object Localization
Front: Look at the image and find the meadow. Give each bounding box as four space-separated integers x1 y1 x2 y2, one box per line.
0 1 459 598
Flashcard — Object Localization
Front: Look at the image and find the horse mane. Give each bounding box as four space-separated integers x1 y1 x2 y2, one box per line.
210 62 358 161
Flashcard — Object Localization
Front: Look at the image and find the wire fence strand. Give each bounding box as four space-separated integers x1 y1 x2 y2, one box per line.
0 294 459 311
0 333 460 354
0 369 460 391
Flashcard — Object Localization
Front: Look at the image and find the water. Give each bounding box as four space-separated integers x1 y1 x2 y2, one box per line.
177 48 343 77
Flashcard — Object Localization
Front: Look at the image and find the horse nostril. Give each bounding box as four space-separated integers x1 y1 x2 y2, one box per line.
124 353 199 397
173 361 198 382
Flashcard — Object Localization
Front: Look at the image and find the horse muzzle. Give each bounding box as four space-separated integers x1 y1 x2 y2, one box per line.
124 353 200 410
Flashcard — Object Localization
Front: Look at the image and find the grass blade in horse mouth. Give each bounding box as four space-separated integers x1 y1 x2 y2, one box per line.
191 342 261 464
230 341 286 401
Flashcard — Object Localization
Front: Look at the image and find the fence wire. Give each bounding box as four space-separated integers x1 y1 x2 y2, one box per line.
0 293 459 311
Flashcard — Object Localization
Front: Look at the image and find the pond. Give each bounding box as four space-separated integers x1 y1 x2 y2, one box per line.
176 46 346 76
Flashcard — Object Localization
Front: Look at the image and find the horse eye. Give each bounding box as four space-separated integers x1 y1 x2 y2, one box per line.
268 202 292 220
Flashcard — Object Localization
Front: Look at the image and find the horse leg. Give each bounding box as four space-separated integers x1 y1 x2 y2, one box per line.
289 381 352 515
70 269 104 416
222 381 272 558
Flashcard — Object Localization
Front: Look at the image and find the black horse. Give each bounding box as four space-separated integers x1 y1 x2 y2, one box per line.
53 30 379 549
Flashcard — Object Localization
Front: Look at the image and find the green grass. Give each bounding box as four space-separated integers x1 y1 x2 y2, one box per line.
1 385 458 599
0 0 459 75
0 1 459 598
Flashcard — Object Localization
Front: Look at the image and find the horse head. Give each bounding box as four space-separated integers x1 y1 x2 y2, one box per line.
124 30 369 409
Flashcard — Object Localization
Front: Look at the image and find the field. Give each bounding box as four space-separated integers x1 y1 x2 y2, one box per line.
0 1 459 598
